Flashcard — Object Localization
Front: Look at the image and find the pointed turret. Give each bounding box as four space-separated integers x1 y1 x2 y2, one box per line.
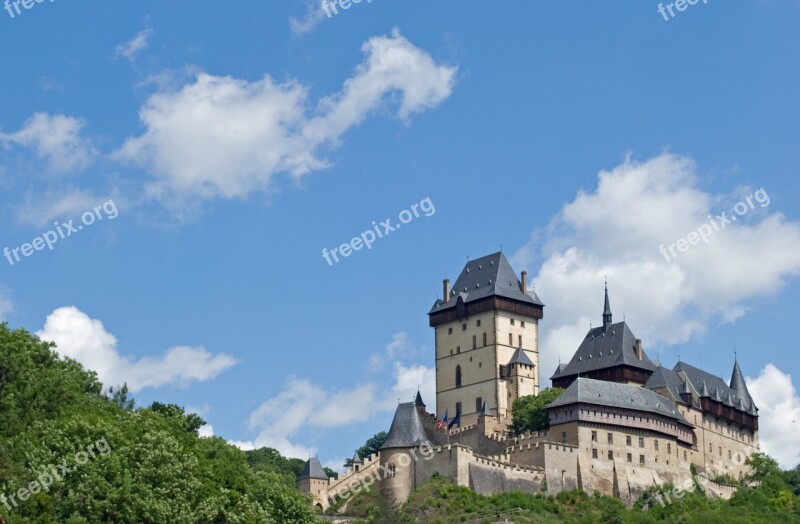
729 357 754 408
414 390 426 409
602 280 613 331
700 381 710 397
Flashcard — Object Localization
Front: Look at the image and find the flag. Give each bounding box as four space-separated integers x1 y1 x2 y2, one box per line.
437 409 448 431
447 404 461 430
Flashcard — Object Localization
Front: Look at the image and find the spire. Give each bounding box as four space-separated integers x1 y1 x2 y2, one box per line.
729 357 754 408
602 279 613 331
414 390 426 409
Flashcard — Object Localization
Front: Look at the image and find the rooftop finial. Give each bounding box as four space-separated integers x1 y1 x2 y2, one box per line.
602 280 613 331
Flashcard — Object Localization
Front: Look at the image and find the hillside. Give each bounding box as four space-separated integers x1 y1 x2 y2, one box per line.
0 323 318 523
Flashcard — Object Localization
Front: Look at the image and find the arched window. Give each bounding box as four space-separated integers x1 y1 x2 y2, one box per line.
456 365 462 388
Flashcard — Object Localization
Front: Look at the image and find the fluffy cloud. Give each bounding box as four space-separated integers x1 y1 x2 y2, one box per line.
513 153 800 378
0 113 96 172
747 364 800 469
115 28 153 62
115 29 456 209
37 306 237 392
240 334 435 459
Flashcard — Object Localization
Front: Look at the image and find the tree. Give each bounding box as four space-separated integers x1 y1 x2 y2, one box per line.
510 388 564 435
344 431 387 468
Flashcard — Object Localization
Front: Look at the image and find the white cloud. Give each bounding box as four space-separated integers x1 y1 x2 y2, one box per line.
747 364 800 469
37 306 237 392
115 28 154 61
115 29 456 210
243 335 435 459
15 189 110 228
1 113 96 172
198 424 214 438
368 331 421 372
513 153 800 377
289 0 328 36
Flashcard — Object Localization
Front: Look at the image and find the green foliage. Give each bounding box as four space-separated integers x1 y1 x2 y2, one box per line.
510 387 565 435
0 323 318 523
344 431 387 468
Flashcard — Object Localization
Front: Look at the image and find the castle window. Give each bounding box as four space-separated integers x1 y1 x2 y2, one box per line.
607 433 613 444
592 449 598 459
608 451 613 460
456 402 462 416
684 451 687 461
475 397 482 412
591 431 597 442
476 319 481 327
509 333 513 345
457 346 460 354
562 432 568 443
483 333 487 346
709 443 713 452
719 447 722 456
627 453 632 463
479 362 482 368
388 465 396 478
462 324 467 331
473 335 477 349
521 321 526 328
626 436 631 446
518 335 522 347
511 319 515 326
728 450 732 459
654 440 659 452
639 455 645 465
450 349 453 356
455 366 462 388
639 437 645 448
667 443 671 455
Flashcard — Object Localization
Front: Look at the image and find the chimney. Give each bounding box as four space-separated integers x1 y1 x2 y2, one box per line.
521 271 528 293
443 279 450 301
635 339 643 360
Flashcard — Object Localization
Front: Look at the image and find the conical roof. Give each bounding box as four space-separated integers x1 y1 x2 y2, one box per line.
352 452 363 465
381 402 431 450
299 457 328 480
415 390 426 409
729 359 754 408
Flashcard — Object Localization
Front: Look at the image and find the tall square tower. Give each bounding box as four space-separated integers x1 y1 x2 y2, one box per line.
428 252 544 427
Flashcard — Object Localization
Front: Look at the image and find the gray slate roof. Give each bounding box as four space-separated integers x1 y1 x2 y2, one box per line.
429 252 544 314
508 347 535 367
298 457 328 480
381 402 432 450
644 366 700 408
673 361 756 412
551 321 657 380
551 363 567 380
548 377 690 425
730 359 754 407
352 453 363 465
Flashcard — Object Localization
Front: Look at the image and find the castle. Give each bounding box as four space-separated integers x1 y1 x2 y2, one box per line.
299 252 759 509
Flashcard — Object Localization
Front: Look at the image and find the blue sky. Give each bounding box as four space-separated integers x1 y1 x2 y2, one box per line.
1 1 799 469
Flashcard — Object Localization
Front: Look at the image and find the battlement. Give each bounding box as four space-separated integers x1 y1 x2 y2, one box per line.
327 452 382 493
